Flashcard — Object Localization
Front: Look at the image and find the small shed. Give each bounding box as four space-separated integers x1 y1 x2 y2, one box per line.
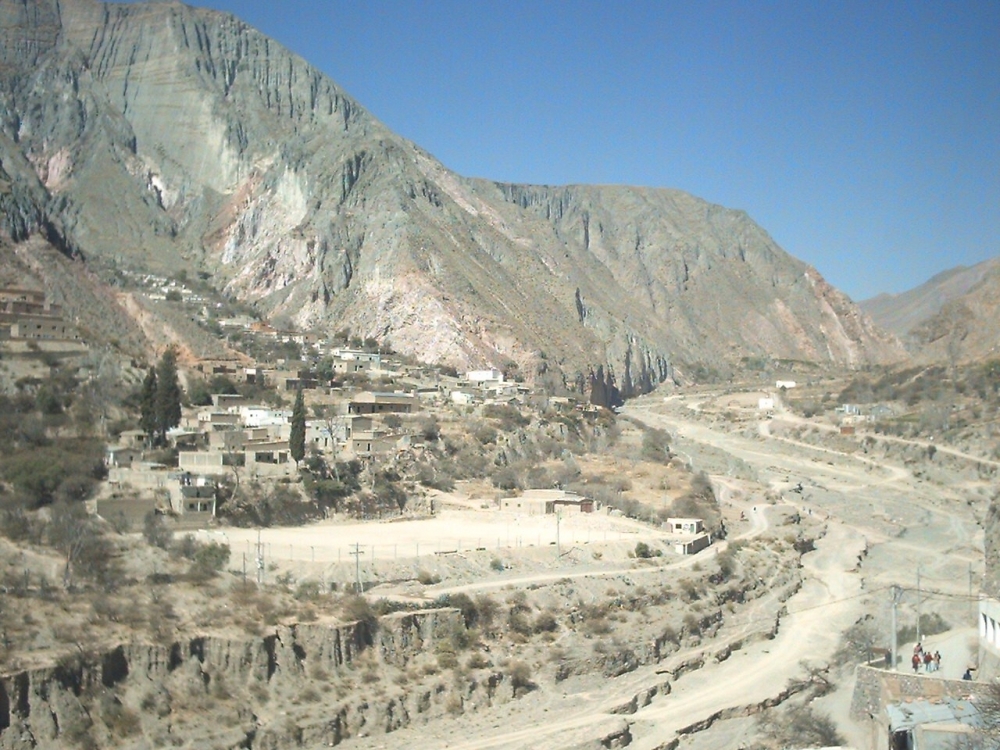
675 533 711 555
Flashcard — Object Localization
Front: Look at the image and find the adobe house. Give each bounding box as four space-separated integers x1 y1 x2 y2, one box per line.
499 495 551 516
350 433 399 457
105 446 142 469
245 440 293 475
210 393 247 409
675 533 711 555
118 429 148 447
197 410 241 431
333 357 375 376
178 451 227 475
0 288 46 306
10 316 79 340
499 489 596 515
348 392 415 415
668 517 704 534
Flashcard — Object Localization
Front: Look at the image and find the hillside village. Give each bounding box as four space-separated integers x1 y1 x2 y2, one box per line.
100 348 545 524
0 280 715 536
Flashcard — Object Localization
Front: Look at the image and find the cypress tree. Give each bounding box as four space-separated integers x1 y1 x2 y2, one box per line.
155 348 182 442
289 386 306 463
139 366 158 442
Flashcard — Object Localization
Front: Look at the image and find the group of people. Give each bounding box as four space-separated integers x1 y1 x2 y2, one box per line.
911 643 942 673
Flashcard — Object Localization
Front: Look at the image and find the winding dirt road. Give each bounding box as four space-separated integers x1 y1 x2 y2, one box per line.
346 390 984 750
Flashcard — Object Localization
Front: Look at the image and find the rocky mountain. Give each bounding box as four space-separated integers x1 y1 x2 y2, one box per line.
0 0 905 390
861 257 1000 363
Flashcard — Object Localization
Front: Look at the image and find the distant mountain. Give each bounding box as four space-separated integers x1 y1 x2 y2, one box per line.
0 0 906 390
861 257 1000 363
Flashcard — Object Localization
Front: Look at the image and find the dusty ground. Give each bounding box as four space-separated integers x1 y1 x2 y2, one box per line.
322 386 991 750
5 382 989 750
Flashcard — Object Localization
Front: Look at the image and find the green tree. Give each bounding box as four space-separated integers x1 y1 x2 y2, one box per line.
139 366 158 441
154 349 182 442
289 387 306 463
1 439 106 508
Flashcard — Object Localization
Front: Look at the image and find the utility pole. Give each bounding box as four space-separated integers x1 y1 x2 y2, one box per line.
970 562 975 619
255 530 264 585
916 565 922 645
349 542 364 594
556 511 562 557
891 585 901 671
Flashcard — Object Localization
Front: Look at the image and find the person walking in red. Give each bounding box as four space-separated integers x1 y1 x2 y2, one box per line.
912 653 921 672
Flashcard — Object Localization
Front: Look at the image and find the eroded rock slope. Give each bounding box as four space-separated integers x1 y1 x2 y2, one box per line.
0 0 905 386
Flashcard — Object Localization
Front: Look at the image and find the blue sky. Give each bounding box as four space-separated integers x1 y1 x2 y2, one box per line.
182 0 997 301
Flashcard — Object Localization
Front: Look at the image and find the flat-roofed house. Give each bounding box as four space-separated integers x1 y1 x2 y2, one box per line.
675 534 711 555
348 392 415 415
668 517 704 534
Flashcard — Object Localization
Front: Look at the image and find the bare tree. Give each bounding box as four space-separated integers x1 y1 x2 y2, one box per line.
48 502 116 588
754 704 845 750
835 615 886 667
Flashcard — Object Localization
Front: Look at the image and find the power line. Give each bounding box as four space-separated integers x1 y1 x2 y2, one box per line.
784 584 894 616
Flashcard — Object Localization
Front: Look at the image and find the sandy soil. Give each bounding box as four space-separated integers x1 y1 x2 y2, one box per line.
335 387 989 750
164 384 989 750
197 506 673 565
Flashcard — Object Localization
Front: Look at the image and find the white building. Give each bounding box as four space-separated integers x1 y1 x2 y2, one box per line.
668 517 704 534
451 390 476 406
332 348 381 365
467 368 504 385
238 406 291 428
980 597 1000 666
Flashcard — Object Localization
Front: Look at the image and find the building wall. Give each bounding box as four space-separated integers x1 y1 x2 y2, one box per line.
178 452 226 474
499 497 551 515
669 518 704 534
675 534 711 555
979 598 1000 671
10 317 79 340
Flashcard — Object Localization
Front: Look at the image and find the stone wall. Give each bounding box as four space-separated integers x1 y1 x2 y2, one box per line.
850 665 979 721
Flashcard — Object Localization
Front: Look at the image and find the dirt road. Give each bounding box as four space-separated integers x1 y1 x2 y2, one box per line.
627 522 865 748
357 510 861 750
344 390 985 749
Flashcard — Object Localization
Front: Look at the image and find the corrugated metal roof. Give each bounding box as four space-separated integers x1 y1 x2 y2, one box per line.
886 697 980 731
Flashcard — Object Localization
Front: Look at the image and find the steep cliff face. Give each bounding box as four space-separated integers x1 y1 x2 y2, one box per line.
0 609 509 749
0 0 906 388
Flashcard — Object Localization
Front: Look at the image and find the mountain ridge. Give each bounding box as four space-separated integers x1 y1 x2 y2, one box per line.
861 256 1000 363
0 0 906 389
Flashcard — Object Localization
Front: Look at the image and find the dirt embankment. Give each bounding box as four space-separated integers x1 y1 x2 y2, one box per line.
0 609 513 750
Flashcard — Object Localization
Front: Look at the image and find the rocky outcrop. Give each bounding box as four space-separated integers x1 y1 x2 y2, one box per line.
0 0 907 388
862 256 1000 363
0 608 493 749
